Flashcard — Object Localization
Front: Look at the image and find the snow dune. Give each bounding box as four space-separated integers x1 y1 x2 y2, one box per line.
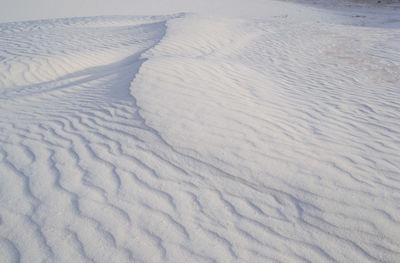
1 2 400 262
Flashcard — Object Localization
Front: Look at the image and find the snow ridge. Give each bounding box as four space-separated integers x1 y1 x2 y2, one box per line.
133 12 400 263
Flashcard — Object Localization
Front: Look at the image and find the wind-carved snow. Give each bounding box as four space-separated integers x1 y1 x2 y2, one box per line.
0 4 400 263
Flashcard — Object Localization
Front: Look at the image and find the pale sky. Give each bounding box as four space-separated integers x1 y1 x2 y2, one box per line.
0 0 186 22
0 0 263 22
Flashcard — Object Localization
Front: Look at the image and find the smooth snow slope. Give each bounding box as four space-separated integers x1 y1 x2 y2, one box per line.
0 2 400 263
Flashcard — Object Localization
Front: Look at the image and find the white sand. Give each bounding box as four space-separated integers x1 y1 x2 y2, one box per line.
0 1 399 262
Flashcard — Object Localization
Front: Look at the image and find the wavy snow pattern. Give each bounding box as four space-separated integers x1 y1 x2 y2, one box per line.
0 8 400 263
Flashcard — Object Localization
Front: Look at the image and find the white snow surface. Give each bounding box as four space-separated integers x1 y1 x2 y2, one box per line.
1 1 400 262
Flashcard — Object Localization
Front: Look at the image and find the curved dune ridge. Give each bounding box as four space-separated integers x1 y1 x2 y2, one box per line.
0 3 400 263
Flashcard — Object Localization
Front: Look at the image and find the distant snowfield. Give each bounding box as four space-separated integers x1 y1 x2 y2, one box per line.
1 1 400 262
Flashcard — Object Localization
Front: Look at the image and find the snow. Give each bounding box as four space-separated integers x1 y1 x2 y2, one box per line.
1 1 400 262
